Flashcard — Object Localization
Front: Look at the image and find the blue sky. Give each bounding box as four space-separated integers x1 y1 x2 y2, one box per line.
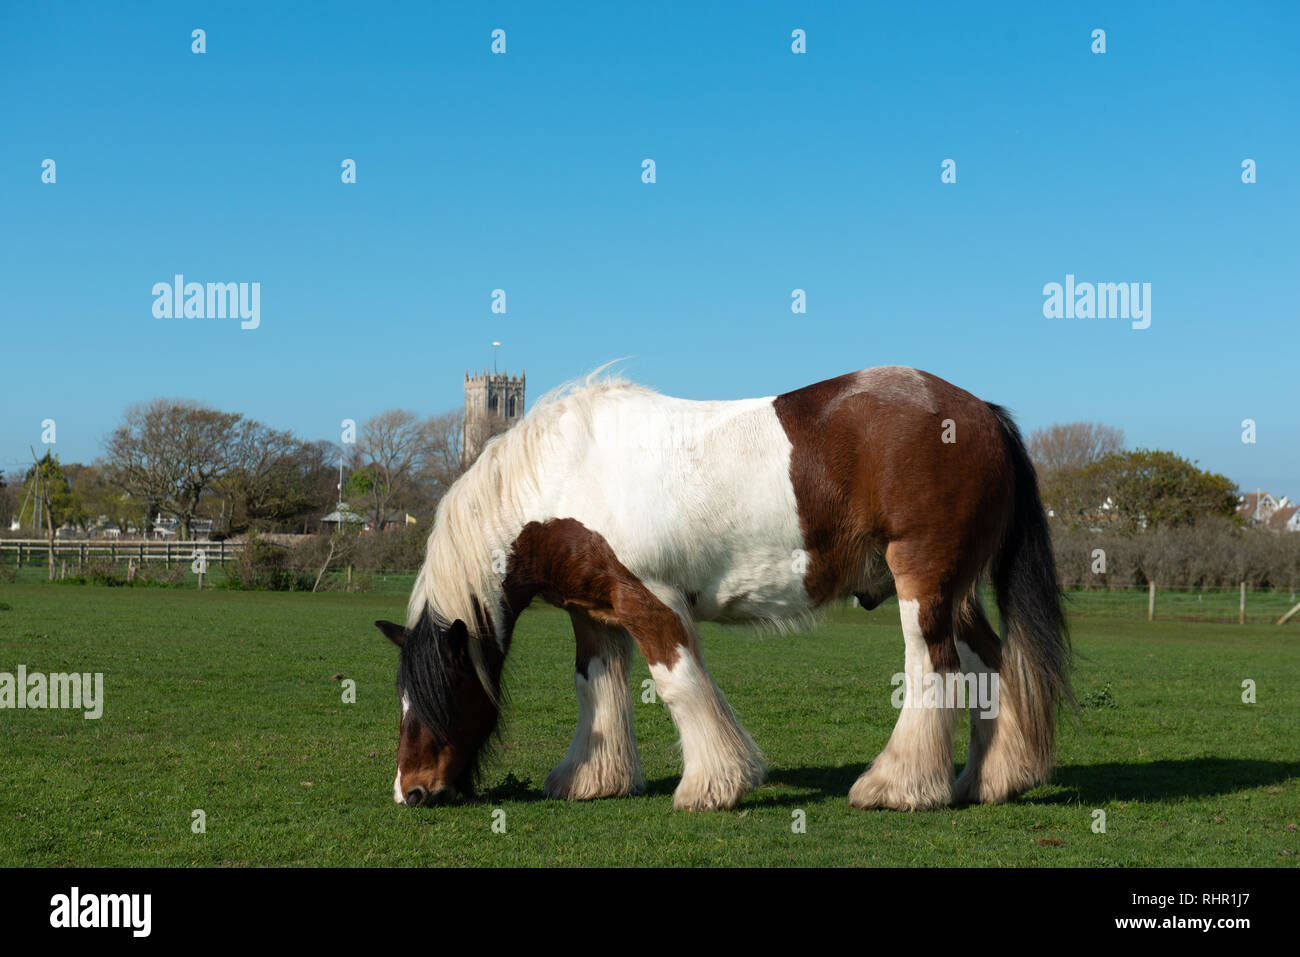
2 1 1297 495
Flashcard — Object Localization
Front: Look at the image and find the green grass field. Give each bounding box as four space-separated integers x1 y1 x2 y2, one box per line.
1 583 1297 867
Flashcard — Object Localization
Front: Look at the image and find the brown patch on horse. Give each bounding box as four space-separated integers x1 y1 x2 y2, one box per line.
773 366 1016 665
502 518 690 668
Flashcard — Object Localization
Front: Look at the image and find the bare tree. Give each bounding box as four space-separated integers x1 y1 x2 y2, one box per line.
1029 422 1126 525
421 410 465 501
104 400 243 540
215 420 325 533
1029 422 1125 473
349 409 429 530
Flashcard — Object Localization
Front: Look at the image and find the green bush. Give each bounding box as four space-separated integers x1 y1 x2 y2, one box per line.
222 535 315 591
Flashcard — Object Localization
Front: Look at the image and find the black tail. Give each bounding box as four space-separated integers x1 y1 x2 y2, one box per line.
986 403 1072 786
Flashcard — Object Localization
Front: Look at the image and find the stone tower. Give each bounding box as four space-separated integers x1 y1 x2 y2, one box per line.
462 369 525 466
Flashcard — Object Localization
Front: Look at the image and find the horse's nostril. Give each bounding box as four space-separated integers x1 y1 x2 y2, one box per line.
428 786 458 805
403 786 428 807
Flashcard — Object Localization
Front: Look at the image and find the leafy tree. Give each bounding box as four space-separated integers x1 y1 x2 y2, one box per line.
0 471 16 531
18 453 75 580
58 463 133 533
1083 449 1238 532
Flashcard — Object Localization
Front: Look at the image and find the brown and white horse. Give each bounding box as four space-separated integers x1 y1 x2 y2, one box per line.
375 366 1070 811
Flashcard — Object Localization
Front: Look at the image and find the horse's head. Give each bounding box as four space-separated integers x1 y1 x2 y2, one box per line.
375 614 501 807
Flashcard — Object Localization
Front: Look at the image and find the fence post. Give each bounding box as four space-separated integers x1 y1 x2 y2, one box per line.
1239 582 1246 625
1279 599 1300 626
16 543 21 568
1147 582 1156 621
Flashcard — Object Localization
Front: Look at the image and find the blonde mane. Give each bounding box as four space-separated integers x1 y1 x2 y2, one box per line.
407 364 654 655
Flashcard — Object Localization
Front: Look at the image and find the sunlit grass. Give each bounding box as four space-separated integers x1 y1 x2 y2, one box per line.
0 584 1296 866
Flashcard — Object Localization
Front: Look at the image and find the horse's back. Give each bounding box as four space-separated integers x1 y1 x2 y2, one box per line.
530 367 1010 620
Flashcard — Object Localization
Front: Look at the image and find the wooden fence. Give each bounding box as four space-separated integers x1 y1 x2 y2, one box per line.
0 538 244 568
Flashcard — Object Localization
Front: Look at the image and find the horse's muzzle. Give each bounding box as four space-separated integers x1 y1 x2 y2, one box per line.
402 785 459 807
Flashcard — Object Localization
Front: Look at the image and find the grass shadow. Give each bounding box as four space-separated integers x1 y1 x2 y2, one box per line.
477 758 1300 808
767 757 1300 807
1039 758 1300 804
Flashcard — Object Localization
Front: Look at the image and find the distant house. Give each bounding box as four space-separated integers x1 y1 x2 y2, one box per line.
1237 492 1279 526
363 510 416 533
1239 492 1300 532
151 516 213 540
322 504 412 533
1270 504 1300 533
321 504 365 531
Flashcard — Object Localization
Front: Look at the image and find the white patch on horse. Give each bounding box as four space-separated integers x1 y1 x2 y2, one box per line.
569 395 806 625
648 650 765 810
849 597 956 810
545 655 644 800
408 372 810 660
393 694 412 803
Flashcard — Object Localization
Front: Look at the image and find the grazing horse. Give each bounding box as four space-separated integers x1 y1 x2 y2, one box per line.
375 366 1070 812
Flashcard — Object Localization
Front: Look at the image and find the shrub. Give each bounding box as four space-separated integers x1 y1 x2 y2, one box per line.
222 534 315 591
1049 516 1300 589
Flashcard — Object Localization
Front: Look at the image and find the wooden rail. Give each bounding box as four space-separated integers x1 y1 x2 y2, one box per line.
0 539 243 567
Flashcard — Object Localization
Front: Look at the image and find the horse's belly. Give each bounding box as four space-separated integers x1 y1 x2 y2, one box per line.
689 552 814 624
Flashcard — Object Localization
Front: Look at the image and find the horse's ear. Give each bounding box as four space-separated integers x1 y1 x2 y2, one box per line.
375 620 408 648
446 619 469 650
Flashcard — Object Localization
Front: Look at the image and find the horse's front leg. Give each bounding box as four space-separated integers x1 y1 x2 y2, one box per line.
627 587 766 811
545 610 646 800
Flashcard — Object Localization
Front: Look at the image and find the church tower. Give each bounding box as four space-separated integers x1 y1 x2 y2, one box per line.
462 369 525 466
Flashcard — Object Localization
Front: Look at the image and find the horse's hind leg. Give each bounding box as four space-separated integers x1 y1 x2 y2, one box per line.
850 555 960 811
951 595 1003 804
545 610 646 800
952 594 1047 805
